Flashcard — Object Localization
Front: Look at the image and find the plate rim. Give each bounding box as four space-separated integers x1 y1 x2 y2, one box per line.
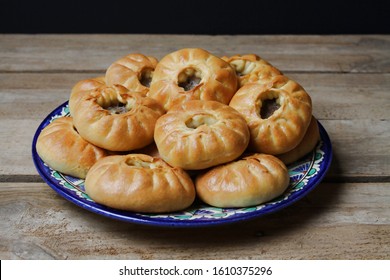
32 101 333 227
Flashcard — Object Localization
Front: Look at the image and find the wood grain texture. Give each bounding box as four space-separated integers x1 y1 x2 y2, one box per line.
0 182 389 260
0 34 389 260
0 35 389 73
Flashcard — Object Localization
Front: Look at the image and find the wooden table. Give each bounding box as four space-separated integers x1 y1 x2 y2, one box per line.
0 34 389 260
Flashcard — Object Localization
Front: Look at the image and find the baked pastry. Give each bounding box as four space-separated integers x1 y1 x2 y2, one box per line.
105 53 158 95
277 116 320 165
72 84 165 152
148 48 238 110
195 153 290 207
229 75 312 155
221 54 281 88
85 154 195 213
69 76 105 116
154 100 250 170
36 117 107 179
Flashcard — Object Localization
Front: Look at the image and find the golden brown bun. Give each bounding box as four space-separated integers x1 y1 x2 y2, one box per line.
195 153 290 207
69 76 105 116
154 100 250 170
105 53 158 95
36 117 107 179
221 54 281 88
277 116 320 165
72 85 165 152
229 75 312 155
85 154 195 213
148 48 238 111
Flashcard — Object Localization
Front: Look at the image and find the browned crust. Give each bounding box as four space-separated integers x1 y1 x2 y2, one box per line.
148 48 238 111
36 116 107 178
105 53 158 95
72 85 165 151
154 100 250 170
195 153 290 207
85 154 195 213
229 75 312 154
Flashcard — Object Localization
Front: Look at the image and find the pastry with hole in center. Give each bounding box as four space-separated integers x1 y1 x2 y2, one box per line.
85 154 195 213
69 76 106 116
72 84 165 152
105 53 158 95
195 153 290 208
221 54 281 88
229 75 312 155
154 100 250 170
148 48 238 111
36 116 107 179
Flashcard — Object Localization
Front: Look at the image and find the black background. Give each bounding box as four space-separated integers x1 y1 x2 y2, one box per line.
0 0 389 34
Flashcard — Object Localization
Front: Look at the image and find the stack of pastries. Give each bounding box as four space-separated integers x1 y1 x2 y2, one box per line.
36 48 320 213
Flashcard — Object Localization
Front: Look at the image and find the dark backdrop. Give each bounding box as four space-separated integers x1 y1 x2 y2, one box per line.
1 0 388 34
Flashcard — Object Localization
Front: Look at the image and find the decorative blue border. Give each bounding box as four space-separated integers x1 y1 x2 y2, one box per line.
32 101 332 227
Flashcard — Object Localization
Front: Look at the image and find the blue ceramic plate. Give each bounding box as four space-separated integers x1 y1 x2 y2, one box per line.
32 101 332 227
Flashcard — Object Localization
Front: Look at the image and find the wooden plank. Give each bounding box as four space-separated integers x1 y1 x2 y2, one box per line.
1 72 389 121
0 182 389 259
321 119 390 180
0 73 98 121
0 35 389 73
0 72 389 179
288 73 390 121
